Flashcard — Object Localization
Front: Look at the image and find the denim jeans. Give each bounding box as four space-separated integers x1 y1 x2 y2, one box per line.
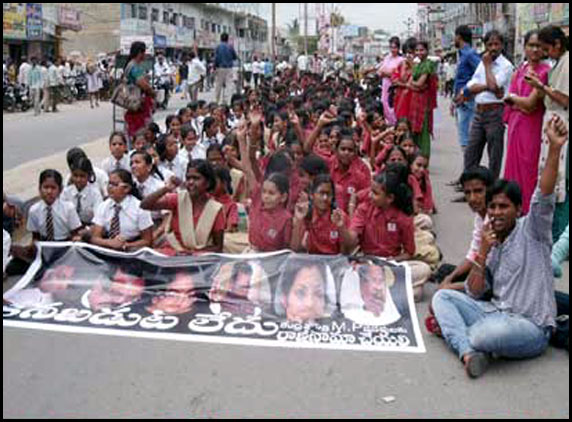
456 100 475 149
432 290 551 360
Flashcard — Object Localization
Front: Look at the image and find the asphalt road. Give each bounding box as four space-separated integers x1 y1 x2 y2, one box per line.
2 97 569 418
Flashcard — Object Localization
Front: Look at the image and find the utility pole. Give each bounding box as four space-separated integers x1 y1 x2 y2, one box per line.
272 3 276 63
304 3 309 56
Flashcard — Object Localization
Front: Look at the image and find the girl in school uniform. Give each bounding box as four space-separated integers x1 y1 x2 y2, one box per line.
166 115 183 145
398 131 419 162
66 147 108 198
27 170 82 242
337 170 432 302
291 174 350 255
145 144 175 183
179 124 206 161
61 156 103 228
329 130 372 215
212 166 239 233
130 151 166 199
101 131 130 175
157 133 187 181
130 129 149 159
208 143 247 204
235 122 293 253
410 153 436 215
91 169 154 252
141 160 225 256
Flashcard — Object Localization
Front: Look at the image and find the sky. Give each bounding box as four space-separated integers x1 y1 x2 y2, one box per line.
258 3 418 34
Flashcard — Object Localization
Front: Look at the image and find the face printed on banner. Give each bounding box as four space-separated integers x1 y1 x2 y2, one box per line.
359 265 388 317
283 265 326 323
147 272 198 315
88 269 145 311
39 265 76 293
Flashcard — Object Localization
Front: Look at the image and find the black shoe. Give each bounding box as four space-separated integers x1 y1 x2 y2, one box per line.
455 185 465 193
451 195 467 203
447 179 461 187
465 352 490 379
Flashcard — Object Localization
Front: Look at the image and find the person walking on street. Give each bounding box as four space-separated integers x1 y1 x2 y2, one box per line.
47 59 61 113
461 30 514 180
27 57 44 116
86 62 101 108
215 33 238 105
188 49 206 102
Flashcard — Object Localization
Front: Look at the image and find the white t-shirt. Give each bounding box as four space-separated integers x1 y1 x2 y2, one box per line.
93 196 154 241
27 198 82 241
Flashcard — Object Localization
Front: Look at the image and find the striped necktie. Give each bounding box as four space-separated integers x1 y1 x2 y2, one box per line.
115 160 122 170
76 193 82 217
45 206 55 241
109 204 122 239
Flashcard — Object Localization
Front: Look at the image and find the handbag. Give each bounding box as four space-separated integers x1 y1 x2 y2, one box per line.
110 61 143 112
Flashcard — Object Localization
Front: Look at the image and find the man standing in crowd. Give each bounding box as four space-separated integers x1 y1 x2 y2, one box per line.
214 33 238 105
27 57 44 116
47 58 60 113
452 26 481 158
461 30 514 181
17 56 31 90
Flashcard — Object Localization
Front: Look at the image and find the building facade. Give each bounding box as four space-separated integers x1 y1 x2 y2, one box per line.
3 3 81 64
60 3 268 62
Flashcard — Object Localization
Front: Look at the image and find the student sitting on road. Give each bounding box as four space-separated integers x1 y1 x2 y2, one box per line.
141 160 225 256
101 131 130 175
27 170 82 242
90 169 153 252
62 156 103 231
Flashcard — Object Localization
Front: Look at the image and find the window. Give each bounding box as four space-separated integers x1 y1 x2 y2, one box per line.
171 13 179 27
151 8 159 23
163 11 169 24
130 4 137 19
212 23 217 33
138 5 147 21
184 16 195 30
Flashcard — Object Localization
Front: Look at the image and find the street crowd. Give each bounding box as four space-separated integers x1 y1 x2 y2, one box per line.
3 24 569 379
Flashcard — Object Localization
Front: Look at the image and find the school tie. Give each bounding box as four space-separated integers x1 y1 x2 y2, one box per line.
115 160 122 171
109 204 122 239
45 206 55 241
76 194 82 217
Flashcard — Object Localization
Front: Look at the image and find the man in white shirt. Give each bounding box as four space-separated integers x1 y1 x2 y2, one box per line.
18 57 31 88
188 52 206 102
461 30 514 180
154 55 173 108
47 58 61 112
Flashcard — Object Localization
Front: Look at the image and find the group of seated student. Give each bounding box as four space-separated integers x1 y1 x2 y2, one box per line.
5 70 441 304
3 68 568 372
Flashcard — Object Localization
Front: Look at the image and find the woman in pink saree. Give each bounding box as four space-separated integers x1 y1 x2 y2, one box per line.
504 31 551 215
378 37 404 126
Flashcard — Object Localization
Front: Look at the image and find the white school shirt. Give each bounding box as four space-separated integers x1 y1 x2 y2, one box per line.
134 175 165 199
178 144 207 162
93 196 153 241
27 198 82 241
61 184 104 225
101 155 131 175
466 54 514 105
64 167 109 198
159 155 187 181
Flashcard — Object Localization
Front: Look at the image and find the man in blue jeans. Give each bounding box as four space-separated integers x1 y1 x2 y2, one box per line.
432 115 568 378
453 25 481 153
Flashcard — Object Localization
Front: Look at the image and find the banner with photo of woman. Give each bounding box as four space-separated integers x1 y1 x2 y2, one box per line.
3 243 426 354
